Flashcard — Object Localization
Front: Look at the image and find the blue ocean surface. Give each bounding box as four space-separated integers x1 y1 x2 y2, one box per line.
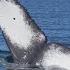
0 0 70 69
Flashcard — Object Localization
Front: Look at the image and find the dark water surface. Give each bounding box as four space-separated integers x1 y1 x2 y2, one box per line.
0 0 70 70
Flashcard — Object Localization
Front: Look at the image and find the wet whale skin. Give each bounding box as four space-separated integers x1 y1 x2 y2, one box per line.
0 0 47 64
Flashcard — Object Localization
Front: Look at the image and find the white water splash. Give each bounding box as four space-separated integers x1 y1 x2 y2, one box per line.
41 44 70 70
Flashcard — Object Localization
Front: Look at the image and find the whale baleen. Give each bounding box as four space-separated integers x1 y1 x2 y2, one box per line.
0 0 47 64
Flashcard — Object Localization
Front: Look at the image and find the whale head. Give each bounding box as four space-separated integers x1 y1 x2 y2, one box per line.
0 0 47 64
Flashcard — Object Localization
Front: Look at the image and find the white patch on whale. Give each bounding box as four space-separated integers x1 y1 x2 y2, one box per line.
0 0 34 49
0 0 46 64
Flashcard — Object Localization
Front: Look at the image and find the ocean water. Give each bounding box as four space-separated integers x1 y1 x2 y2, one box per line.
20 0 70 45
0 0 70 70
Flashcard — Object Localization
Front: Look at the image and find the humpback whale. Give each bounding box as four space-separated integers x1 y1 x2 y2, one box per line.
0 0 47 64
1 0 70 70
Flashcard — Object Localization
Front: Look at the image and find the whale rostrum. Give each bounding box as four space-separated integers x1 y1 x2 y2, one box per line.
0 0 47 64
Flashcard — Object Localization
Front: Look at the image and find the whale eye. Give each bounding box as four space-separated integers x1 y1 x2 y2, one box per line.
13 18 16 20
